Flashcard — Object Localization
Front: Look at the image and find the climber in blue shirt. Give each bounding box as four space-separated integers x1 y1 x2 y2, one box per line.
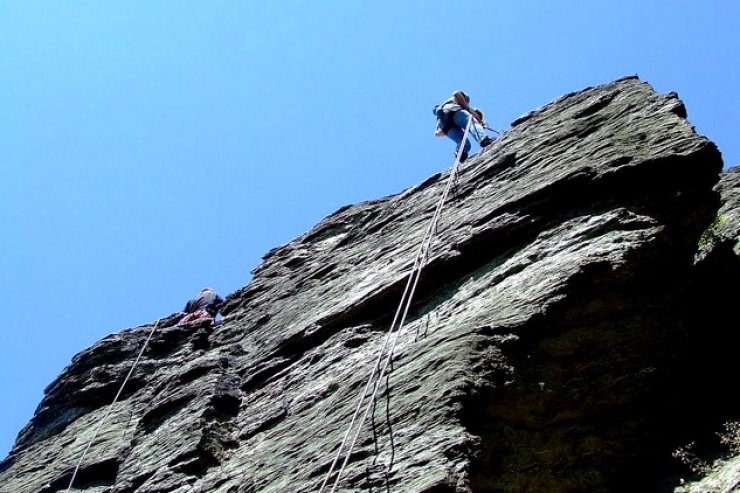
433 90 493 163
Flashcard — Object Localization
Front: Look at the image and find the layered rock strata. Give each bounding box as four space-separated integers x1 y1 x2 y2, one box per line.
0 76 733 493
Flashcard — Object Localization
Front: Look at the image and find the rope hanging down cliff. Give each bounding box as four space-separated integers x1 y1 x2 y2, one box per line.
318 116 474 493
64 319 162 493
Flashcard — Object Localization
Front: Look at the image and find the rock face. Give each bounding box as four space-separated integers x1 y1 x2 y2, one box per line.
675 166 740 493
0 76 736 493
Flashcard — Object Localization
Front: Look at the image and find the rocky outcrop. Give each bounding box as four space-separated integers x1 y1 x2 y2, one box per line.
674 167 740 493
0 76 734 493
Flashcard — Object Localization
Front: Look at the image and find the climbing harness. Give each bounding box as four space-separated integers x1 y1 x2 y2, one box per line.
318 117 474 493
64 319 162 493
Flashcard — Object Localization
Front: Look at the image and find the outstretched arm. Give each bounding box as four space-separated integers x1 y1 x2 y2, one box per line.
472 108 485 125
452 91 484 124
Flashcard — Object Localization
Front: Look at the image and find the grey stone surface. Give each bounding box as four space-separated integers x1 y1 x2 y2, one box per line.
713 166 740 254
0 76 734 493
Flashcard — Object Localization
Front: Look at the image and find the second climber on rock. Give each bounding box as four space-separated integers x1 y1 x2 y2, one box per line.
179 287 224 326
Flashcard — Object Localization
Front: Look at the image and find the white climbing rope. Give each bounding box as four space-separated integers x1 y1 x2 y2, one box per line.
319 116 474 492
65 319 162 492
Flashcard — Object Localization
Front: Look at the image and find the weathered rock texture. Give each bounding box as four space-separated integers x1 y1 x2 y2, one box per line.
1 76 737 493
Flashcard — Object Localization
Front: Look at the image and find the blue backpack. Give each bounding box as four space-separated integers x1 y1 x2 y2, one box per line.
433 101 461 133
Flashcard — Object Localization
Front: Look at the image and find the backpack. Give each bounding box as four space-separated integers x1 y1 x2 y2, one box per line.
433 101 460 133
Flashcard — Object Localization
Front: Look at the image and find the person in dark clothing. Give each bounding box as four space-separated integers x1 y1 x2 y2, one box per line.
180 287 224 325
433 90 493 163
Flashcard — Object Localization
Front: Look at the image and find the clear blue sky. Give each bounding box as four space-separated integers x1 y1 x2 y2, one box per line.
1 1 738 458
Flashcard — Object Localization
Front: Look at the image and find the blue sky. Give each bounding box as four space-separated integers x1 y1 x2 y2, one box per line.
1 1 738 458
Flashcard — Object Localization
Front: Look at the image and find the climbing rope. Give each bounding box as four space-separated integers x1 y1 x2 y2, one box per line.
318 116 474 492
65 319 162 492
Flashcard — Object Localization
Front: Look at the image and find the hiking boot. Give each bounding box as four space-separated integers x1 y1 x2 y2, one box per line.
480 136 493 147
458 150 469 163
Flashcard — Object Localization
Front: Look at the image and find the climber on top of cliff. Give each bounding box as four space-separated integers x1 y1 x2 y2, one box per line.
433 90 494 163
179 287 224 326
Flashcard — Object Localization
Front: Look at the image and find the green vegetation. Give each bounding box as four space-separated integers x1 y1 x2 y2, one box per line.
673 421 740 478
698 214 728 251
673 441 712 475
718 421 740 455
